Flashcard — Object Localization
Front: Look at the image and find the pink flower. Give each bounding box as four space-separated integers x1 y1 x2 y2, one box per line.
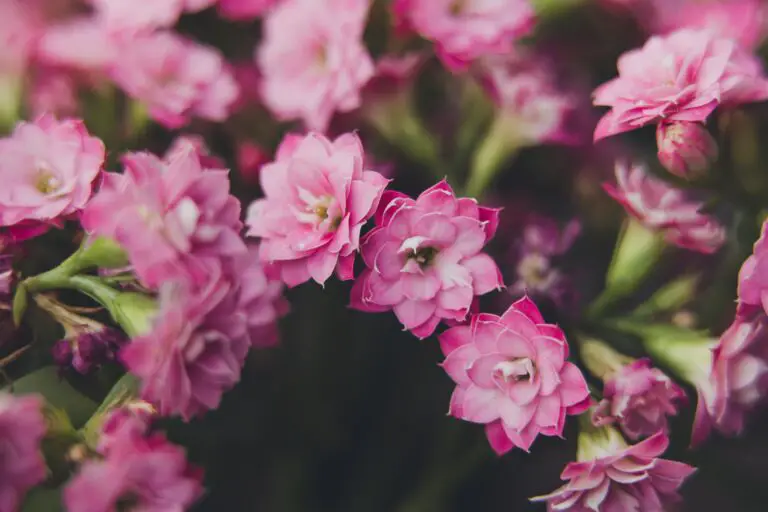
26 67 80 118
693 304 768 444
109 31 239 129
256 0 374 131
351 180 503 339
593 358 685 440
36 16 119 72
88 0 216 33
0 115 104 240
593 28 768 141
0 393 47 512
82 140 246 289
64 405 203 511
438 296 590 453
656 121 718 179
218 0 280 19
236 141 269 185
738 219 768 312
246 132 388 287
166 134 226 170
604 161 726 254
0 1 42 75
532 430 696 511
394 0 534 72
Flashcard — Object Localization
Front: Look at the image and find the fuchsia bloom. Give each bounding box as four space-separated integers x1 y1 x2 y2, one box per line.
693 304 768 444
532 430 696 511
64 406 203 511
256 0 374 131
218 0 280 19
82 140 245 289
0 393 47 512
604 162 725 254
246 132 388 287
738 219 768 313
351 180 503 339
593 28 768 141
394 0 534 72
593 358 685 440
439 297 590 453
0 115 105 241
109 31 239 129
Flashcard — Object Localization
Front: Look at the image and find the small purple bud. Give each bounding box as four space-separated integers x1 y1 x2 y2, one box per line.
58 327 127 375
52 339 73 369
656 121 718 179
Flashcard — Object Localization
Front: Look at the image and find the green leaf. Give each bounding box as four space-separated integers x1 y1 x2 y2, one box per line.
13 283 28 327
633 275 700 317
22 487 63 512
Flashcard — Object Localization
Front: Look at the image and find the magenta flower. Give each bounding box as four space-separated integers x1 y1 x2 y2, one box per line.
604 161 725 254
593 358 685 440
394 0 534 72
218 0 280 19
256 0 374 131
350 180 503 339
0 393 47 512
109 31 239 129
593 28 768 141
82 140 246 289
246 132 388 287
693 304 768 444
738 219 768 312
0 115 105 241
532 430 696 511
656 121 718 179
438 297 590 453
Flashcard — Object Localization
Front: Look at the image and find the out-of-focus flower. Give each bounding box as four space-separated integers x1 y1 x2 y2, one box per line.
439 296 590 453
593 28 768 141
165 134 226 170
218 0 280 19
82 140 246 289
26 67 80 118
603 161 725 254
693 304 768 444
36 16 118 72
109 31 239 129
656 121 718 180
393 0 534 72
738 219 768 313
88 0 217 33
256 0 374 131
531 428 695 511
236 141 268 185
246 132 388 287
64 405 203 511
351 180 503 339
0 392 47 512
0 115 104 241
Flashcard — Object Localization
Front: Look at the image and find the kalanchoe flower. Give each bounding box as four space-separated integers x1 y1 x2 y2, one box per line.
109 31 239 129
64 405 203 511
236 141 268 185
393 0 535 72
256 0 374 131
604 161 726 254
218 0 280 19
82 140 246 289
166 134 226 170
656 121 718 179
52 328 126 375
531 427 696 511
0 115 105 241
593 358 686 440
0 392 47 512
438 296 590 453
593 28 768 141
351 180 503 338
246 132 389 287
738 218 768 313
89 0 217 33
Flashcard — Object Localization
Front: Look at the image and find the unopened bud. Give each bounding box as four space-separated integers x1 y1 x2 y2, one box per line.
656 121 718 179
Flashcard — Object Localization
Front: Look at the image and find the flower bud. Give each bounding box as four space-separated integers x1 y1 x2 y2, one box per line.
656 121 718 179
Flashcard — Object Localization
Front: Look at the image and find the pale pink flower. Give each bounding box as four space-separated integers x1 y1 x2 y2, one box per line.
246 132 389 287
0 393 47 512
166 134 226 170
604 161 726 254
218 0 279 19
738 219 768 312
88 0 216 33
532 430 696 511
82 140 245 289
36 16 119 72
350 180 503 339
0 115 105 240
26 67 80 118
256 0 374 131
109 31 239 129
394 0 534 72
593 358 685 440
593 28 768 141
693 304 768 444
656 121 718 179
439 297 589 453
64 405 203 511
0 0 42 75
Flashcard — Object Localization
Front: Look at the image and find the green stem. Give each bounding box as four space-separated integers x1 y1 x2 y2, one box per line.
464 117 522 198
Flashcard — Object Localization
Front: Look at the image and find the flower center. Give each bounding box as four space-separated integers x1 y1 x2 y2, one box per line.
34 166 61 195
494 358 535 383
517 253 552 287
407 246 438 268
449 0 467 15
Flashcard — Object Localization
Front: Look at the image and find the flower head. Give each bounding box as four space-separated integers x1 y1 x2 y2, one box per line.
532 428 695 511
738 218 768 313
0 392 47 512
439 296 590 453
218 0 280 19
394 0 534 72
89 0 217 33
656 121 718 179
246 132 389 287
604 161 725 254
593 28 768 140
256 0 374 131
351 180 503 338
